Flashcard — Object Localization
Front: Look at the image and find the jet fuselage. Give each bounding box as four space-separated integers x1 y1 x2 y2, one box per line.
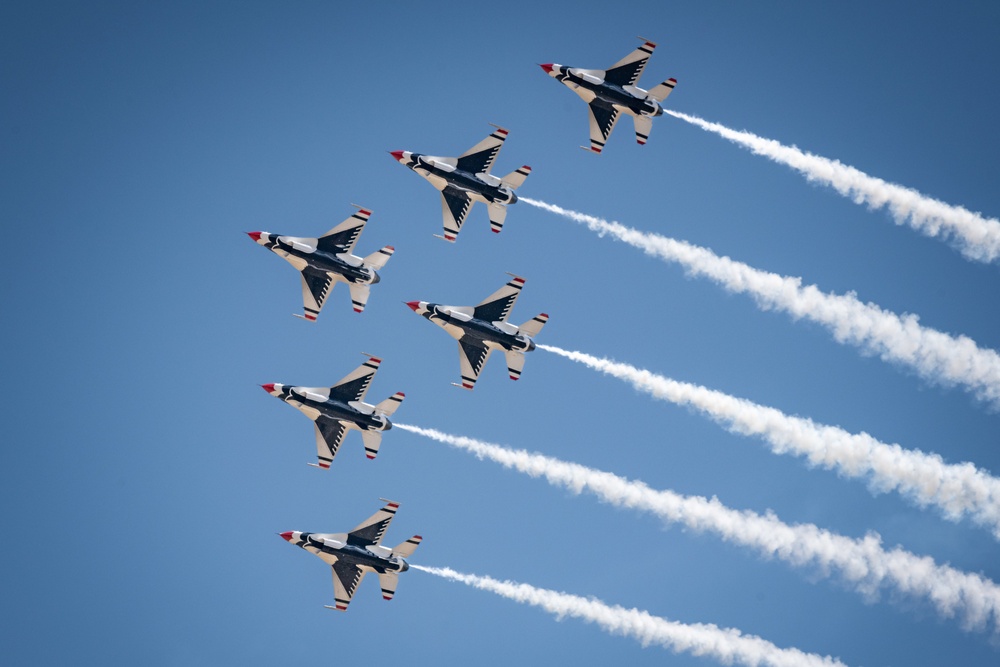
401 152 517 205
284 531 409 574
415 302 535 353
255 233 380 286
549 66 662 118
268 384 392 433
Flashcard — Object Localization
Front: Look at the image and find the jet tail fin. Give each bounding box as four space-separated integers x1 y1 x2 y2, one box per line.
374 392 405 417
363 245 394 270
391 535 423 559
500 165 532 190
487 203 507 234
647 77 677 103
517 313 549 338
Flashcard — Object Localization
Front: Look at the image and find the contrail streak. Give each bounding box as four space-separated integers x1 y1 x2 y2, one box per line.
539 343 1000 539
415 564 847 667
398 423 1000 633
520 197 1000 408
663 108 1000 263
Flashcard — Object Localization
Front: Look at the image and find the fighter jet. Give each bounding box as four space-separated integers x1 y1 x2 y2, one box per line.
540 38 677 153
247 205 393 321
406 274 548 389
261 355 404 468
280 499 422 611
389 125 531 242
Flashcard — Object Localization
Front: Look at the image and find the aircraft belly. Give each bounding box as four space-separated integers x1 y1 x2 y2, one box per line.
334 548 386 571
318 402 362 426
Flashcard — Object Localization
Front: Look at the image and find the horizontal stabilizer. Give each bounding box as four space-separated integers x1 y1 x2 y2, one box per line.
374 392 405 417
391 534 423 558
634 115 652 146
500 165 532 190
361 430 382 460
364 245 394 270
488 203 507 234
518 313 549 338
647 77 677 103
377 572 399 601
504 350 526 381
348 283 370 313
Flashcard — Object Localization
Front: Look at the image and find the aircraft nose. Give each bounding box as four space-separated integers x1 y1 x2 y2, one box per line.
389 150 405 162
539 63 554 74
279 531 293 542
261 383 276 394
247 231 262 242
405 301 420 312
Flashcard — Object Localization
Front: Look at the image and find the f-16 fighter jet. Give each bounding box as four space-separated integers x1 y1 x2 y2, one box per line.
389 125 531 242
540 39 677 153
261 355 404 469
247 205 394 321
406 274 548 390
280 499 422 611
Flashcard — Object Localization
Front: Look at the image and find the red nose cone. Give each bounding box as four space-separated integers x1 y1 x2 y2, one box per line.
247 231 262 242
405 301 420 312
279 531 293 542
540 63 554 74
389 150 404 161
261 383 276 394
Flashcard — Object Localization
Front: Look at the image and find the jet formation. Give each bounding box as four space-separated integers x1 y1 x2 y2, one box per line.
257 39 678 611
247 205 393 321
390 125 531 242
262 355 404 469
541 38 677 153
280 499 422 611
406 274 548 390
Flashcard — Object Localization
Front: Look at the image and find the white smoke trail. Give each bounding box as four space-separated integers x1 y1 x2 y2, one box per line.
415 564 847 667
520 197 1000 408
538 343 1000 539
397 423 1000 634
663 108 1000 263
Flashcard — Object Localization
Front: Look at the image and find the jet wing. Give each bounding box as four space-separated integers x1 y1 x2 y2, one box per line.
316 207 372 254
347 500 400 548
604 40 656 87
328 356 382 403
440 187 474 242
314 417 349 469
455 126 509 175
473 275 525 322
458 340 493 390
300 267 337 322
329 561 367 611
586 102 620 154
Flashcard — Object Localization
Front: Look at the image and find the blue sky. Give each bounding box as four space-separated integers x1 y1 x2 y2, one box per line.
3 1 999 664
